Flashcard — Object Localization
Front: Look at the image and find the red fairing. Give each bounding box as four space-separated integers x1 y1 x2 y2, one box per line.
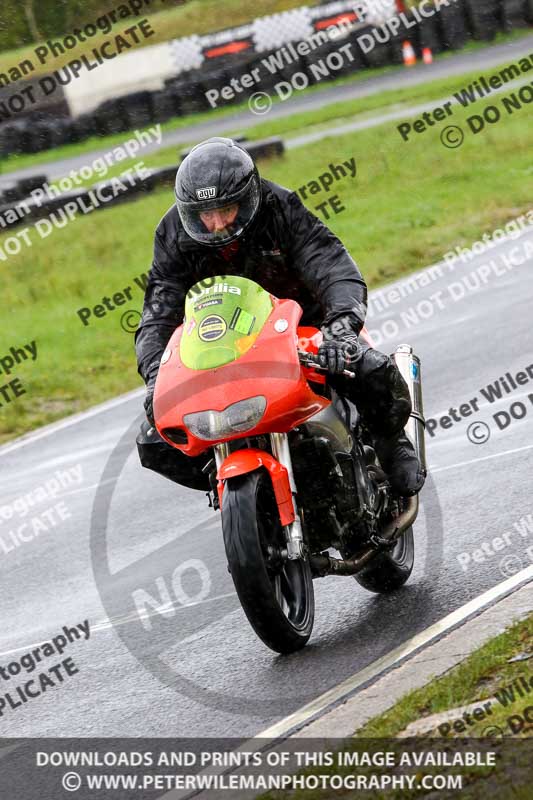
298 326 325 385
153 297 330 457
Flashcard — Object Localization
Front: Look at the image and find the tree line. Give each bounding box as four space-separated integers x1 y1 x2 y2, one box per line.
0 0 184 53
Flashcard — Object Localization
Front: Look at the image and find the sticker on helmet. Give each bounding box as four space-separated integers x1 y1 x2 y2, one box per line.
196 187 217 200
198 315 227 342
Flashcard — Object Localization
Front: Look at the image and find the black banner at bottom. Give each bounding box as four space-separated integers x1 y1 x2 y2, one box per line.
0 737 531 799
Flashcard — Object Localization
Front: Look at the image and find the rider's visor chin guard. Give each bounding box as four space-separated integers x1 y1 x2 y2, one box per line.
177 175 261 246
184 396 267 440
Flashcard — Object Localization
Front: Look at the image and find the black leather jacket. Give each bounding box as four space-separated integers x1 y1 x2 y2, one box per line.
135 178 368 383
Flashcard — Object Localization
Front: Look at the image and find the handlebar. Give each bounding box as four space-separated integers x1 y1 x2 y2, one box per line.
298 351 355 379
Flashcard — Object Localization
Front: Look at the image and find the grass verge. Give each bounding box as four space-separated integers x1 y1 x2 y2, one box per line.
256 613 533 800
358 611 533 739
0 59 531 442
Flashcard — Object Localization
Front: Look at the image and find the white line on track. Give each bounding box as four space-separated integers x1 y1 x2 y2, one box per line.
429 442 533 474
0 388 143 457
0 590 236 660
254 564 533 740
92 591 237 633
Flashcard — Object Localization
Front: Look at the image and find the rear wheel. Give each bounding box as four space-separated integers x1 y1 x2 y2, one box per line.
222 470 314 653
353 522 414 594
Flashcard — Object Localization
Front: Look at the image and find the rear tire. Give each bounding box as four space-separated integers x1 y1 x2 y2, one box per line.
353 525 414 593
222 470 314 653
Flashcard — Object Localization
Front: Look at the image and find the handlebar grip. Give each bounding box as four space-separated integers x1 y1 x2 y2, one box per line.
298 351 355 379
299 351 319 364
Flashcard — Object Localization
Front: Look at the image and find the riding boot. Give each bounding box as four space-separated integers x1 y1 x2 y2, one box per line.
373 430 426 497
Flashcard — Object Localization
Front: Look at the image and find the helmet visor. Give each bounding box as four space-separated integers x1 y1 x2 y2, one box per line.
177 175 261 246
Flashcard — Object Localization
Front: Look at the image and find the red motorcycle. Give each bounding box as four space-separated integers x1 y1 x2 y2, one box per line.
154 275 426 654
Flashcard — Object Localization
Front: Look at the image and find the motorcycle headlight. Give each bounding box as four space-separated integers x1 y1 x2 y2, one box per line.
183 396 267 441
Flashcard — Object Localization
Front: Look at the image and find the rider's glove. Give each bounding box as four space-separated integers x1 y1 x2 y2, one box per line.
317 334 360 374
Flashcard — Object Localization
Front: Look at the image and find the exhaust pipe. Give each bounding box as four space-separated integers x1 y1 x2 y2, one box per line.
310 495 418 577
393 344 427 474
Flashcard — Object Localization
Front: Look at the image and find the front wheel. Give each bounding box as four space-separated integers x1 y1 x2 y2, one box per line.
222 470 315 654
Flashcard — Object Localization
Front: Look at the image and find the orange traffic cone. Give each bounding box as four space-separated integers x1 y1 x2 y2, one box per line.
402 41 416 67
422 47 434 65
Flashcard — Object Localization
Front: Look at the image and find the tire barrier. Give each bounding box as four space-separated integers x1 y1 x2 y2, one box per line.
120 91 155 130
94 99 128 136
151 89 177 125
179 135 247 161
500 0 532 30
310 34 365 77
0 2 531 160
351 23 394 69
70 113 96 143
438 1 470 51
0 181 29 205
464 0 501 40
417 13 446 57
16 175 48 197
0 137 285 232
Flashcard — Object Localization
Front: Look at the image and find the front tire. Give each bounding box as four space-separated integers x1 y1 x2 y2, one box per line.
222 470 315 654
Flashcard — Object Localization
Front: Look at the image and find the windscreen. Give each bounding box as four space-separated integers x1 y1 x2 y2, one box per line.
180 275 274 370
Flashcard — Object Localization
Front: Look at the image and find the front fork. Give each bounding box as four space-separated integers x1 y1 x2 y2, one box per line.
214 434 305 561
270 433 305 560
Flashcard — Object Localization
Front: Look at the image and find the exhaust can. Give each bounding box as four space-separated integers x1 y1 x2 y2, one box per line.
394 344 426 473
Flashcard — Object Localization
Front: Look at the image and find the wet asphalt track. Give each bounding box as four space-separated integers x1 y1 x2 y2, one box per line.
1 224 532 738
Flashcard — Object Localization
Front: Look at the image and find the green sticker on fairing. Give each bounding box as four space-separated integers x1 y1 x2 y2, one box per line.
180 275 274 370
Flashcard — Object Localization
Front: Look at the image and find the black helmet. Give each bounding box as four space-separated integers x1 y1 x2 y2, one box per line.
175 137 261 246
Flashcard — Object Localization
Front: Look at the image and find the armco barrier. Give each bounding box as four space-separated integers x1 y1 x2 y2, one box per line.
0 137 285 233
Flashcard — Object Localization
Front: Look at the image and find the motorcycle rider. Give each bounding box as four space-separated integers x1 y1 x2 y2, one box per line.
135 137 425 497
